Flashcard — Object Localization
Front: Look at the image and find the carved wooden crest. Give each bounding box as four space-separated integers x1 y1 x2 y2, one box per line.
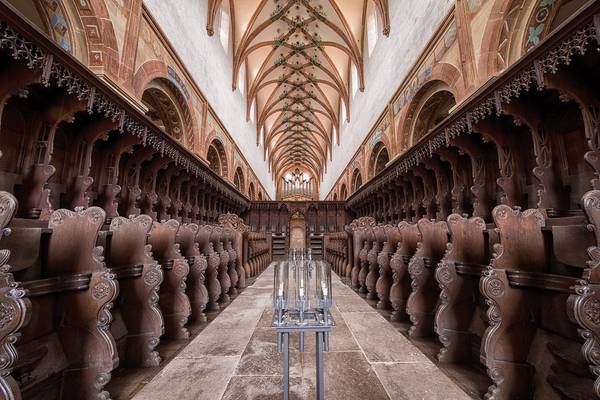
349 217 376 231
218 212 248 233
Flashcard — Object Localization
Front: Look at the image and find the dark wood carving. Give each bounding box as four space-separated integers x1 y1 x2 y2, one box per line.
480 205 545 399
210 226 231 304
406 219 448 338
568 190 600 398
389 222 419 321
177 223 208 324
366 226 383 300
107 214 163 367
148 219 191 340
376 225 400 310
0 192 30 400
435 213 487 363
197 225 221 311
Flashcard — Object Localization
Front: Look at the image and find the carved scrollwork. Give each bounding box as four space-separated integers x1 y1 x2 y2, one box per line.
568 281 600 398
144 269 162 287
0 191 30 399
349 217 376 231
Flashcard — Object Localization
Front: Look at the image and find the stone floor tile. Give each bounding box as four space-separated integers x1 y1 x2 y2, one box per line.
343 312 430 363
221 376 310 400
302 351 390 400
130 356 239 400
334 295 379 312
235 327 302 377
177 327 256 357
373 362 472 400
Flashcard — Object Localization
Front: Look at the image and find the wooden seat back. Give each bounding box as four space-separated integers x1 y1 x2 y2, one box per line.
444 214 487 265
46 207 106 275
108 214 154 268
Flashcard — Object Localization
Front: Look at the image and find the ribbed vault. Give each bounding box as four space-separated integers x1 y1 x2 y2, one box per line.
207 0 390 186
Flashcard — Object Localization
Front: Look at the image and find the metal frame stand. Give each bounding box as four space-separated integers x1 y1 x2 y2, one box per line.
275 324 332 400
272 254 334 400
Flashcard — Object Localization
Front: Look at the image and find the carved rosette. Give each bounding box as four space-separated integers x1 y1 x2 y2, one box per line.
406 251 427 337
366 241 380 299
568 190 600 397
389 248 404 313
568 282 600 397
0 191 29 399
375 242 392 308
206 244 221 310
434 256 459 362
358 241 370 293
479 267 510 399
143 262 164 367
0 264 30 400
89 270 119 397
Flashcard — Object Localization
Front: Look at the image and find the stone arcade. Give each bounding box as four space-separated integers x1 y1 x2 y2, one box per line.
0 0 598 399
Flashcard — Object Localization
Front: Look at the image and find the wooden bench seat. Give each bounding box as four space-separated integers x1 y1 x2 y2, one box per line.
176 223 209 324
104 214 163 368
3 206 118 400
147 219 190 340
389 221 420 322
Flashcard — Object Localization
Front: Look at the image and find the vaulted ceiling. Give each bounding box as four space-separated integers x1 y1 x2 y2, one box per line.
207 0 390 184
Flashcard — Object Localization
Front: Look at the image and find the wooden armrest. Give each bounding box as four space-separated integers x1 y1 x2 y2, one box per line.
23 273 92 296
455 262 486 277
545 223 593 268
112 265 144 279
506 270 577 294
1 226 52 272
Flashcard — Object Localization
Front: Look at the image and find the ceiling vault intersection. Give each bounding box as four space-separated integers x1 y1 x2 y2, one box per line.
207 0 390 187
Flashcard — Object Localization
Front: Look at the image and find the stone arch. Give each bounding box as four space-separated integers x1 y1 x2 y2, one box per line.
351 168 362 193
207 139 228 177
368 141 389 179
258 190 263 200
477 0 522 79
395 64 462 151
248 181 256 200
340 183 348 200
141 77 194 145
477 0 587 80
401 80 457 149
233 166 245 192
133 60 169 98
8 0 89 64
333 192 338 200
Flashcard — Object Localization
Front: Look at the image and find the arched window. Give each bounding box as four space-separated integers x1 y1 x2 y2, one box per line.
404 81 456 148
351 169 362 193
238 61 246 95
219 6 230 53
367 3 379 56
249 99 256 123
351 64 359 97
142 78 192 144
258 191 263 200
248 182 256 200
233 167 244 192
207 139 228 177
368 142 389 178
340 184 348 200
333 193 338 201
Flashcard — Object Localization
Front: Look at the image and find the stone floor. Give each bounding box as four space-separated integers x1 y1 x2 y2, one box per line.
129 264 474 400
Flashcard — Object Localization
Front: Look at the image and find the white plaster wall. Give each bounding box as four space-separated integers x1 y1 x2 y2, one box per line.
319 0 454 198
143 0 275 198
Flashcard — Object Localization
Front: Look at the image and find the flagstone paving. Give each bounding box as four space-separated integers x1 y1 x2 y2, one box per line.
131 263 472 400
